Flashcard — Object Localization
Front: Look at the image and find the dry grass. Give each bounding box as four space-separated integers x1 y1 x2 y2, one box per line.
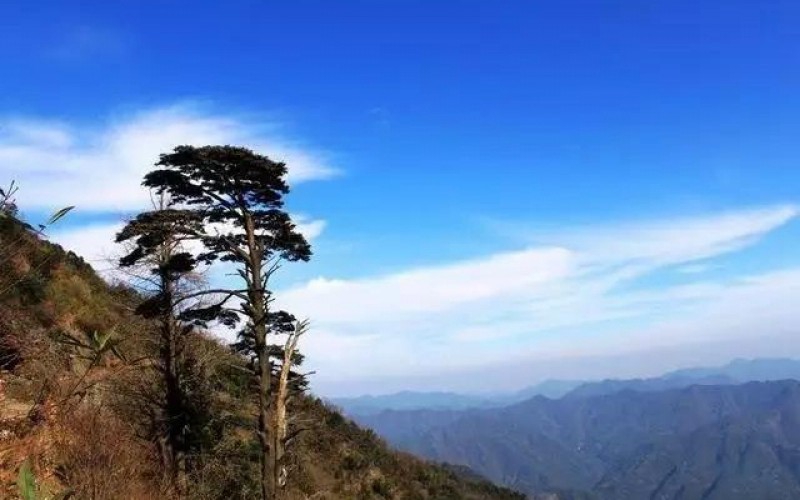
53 405 165 500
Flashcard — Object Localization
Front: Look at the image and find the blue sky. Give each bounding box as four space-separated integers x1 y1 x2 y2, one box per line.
2 1 800 395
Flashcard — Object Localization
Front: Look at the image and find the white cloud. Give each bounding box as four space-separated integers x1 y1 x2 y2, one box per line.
538 205 798 266
0 104 338 212
274 205 800 395
675 263 715 274
294 215 327 242
281 247 573 324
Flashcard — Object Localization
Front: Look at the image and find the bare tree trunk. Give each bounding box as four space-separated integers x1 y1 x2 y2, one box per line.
257 324 272 500
272 320 308 496
272 345 290 494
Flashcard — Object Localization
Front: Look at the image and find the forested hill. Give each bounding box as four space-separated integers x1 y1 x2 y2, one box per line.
360 380 800 499
0 214 523 499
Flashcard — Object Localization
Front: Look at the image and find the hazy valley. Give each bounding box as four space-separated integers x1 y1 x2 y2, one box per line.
344 360 800 499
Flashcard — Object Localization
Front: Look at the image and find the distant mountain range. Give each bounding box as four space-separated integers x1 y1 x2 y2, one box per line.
344 359 800 499
329 380 587 416
565 358 800 400
331 358 800 416
329 390 497 415
362 381 800 499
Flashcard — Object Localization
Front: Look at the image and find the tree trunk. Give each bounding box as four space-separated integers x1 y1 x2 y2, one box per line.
245 213 273 500
272 328 294 493
257 329 272 500
163 286 187 495
272 320 306 496
158 225 187 496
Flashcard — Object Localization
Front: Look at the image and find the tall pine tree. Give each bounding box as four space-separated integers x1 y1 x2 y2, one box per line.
143 145 311 499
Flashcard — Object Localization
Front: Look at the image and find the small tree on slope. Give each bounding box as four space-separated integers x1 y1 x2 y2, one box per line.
115 194 207 493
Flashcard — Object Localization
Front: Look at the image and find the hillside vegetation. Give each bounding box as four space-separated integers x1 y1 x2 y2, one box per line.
0 213 523 499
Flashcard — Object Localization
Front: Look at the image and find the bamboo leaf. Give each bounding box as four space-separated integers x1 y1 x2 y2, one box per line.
17 459 38 500
52 331 90 350
46 206 75 226
110 343 127 363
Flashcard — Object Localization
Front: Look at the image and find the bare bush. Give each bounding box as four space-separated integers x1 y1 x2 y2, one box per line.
54 406 163 500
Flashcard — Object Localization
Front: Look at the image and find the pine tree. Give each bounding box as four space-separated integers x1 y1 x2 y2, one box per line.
143 145 311 499
116 195 207 493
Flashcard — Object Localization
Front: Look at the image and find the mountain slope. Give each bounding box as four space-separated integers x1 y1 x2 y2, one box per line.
364 381 800 499
0 215 522 499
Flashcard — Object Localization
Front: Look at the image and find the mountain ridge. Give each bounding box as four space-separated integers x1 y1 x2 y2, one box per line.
332 358 800 417
361 380 800 499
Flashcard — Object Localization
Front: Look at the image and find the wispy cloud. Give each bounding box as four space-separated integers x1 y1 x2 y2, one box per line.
282 247 573 324
0 103 339 212
274 205 799 394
